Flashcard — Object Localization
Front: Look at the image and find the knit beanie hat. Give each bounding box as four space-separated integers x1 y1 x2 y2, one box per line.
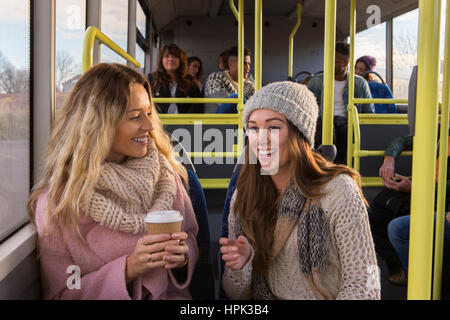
243 81 318 147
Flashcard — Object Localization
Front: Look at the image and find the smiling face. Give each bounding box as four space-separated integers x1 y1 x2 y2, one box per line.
106 83 153 163
247 109 290 175
162 49 180 74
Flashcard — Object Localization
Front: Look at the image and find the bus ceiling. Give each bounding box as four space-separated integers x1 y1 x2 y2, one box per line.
145 0 418 36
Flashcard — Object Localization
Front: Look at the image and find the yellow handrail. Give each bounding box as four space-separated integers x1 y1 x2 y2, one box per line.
82 26 140 73
254 0 262 91
408 0 442 300
229 0 239 21
432 0 450 300
156 0 246 190
288 2 303 79
347 0 356 166
322 0 336 146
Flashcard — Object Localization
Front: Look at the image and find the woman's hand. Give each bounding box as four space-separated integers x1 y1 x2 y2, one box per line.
163 232 189 269
219 236 251 271
380 156 395 182
125 233 181 283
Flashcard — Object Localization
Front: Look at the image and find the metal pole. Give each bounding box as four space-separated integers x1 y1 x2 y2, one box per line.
347 0 356 167
288 3 302 80
322 0 336 146
408 0 442 300
254 0 262 91
432 0 450 300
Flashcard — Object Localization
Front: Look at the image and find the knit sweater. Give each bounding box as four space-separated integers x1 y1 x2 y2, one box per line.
222 174 380 300
35 174 199 300
204 70 254 101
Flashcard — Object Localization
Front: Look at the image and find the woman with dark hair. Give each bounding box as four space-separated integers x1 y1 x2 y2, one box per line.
187 56 204 91
148 43 203 113
220 81 380 300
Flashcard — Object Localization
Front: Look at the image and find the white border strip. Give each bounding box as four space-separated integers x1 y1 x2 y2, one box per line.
0 224 37 282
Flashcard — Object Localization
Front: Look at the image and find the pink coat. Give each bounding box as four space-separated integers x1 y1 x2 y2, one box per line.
35 174 199 300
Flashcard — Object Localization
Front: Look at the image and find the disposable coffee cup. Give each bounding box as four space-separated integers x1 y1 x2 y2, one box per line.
144 210 183 235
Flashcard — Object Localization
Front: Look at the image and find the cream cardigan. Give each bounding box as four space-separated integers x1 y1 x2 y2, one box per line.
222 174 381 300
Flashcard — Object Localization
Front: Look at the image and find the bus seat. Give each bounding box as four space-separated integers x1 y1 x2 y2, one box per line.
218 146 244 299
171 137 215 299
363 71 397 114
186 170 215 300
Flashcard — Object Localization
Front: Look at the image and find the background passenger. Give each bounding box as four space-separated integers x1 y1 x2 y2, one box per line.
187 56 204 92
372 134 450 285
204 46 255 113
218 48 230 71
355 55 396 114
28 63 199 300
148 43 203 113
220 81 380 300
307 42 374 164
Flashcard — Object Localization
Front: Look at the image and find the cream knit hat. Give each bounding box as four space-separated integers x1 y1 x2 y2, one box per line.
243 81 319 147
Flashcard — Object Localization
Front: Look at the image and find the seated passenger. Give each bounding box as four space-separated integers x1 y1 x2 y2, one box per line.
371 135 450 285
204 46 255 113
28 63 199 300
369 135 413 286
355 55 396 114
220 81 380 300
307 42 374 164
148 43 203 113
187 56 204 92
218 48 230 71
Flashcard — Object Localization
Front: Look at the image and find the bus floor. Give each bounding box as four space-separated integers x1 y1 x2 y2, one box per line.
205 188 450 300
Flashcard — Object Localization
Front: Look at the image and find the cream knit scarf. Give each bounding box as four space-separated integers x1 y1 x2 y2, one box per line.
234 179 333 300
87 139 177 234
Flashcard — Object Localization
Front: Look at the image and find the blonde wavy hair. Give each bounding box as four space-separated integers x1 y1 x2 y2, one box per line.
27 63 187 241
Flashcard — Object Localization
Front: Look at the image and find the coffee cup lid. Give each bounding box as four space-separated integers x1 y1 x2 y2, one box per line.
144 210 183 223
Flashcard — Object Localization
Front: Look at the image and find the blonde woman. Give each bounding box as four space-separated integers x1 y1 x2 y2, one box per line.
28 63 199 300
220 81 380 300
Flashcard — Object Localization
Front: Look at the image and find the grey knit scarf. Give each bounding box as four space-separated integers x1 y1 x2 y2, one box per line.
235 179 331 300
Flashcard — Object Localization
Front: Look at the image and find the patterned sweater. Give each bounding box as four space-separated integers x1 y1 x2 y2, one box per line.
222 174 380 300
204 70 254 101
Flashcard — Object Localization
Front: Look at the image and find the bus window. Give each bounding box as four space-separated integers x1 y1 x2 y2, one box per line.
355 22 387 82
55 0 86 110
101 0 128 65
0 0 30 242
393 8 418 100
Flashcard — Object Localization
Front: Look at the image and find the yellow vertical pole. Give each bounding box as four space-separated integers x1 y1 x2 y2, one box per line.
288 3 302 80
322 0 336 146
254 0 262 91
433 0 450 300
237 0 245 156
347 0 356 167
408 0 442 300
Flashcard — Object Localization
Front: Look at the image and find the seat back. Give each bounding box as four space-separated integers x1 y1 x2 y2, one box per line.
186 170 215 300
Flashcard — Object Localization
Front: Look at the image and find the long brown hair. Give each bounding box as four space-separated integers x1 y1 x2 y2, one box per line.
152 43 196 95
27 63 187 242
234 121 367 276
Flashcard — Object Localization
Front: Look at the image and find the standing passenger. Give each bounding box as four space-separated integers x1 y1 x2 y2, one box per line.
28 63 199 299
220 81 380 300
148 43 203 113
